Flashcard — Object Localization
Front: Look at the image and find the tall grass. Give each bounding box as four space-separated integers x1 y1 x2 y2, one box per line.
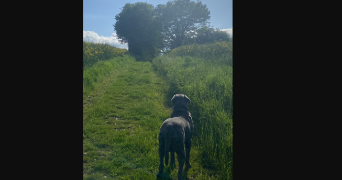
83 55 135 98
83 41 128 69
153 41 233 179
165 41 232 66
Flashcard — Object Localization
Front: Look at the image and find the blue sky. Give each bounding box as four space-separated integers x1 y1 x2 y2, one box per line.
83 0 232 49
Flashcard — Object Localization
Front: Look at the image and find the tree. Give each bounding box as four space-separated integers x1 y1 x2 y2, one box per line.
212 29 231 43
155 0 210 51
114 2 163 61
183 25 231 45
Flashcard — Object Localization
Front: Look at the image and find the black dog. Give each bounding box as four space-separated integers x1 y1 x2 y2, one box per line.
157 94 193 180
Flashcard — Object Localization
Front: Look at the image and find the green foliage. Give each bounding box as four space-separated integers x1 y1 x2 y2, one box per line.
166 41 232 66
83 41 127 69
114 2 163 62
213 30 231 43
155 0 211 50
184 25 231 45
152 42 233 179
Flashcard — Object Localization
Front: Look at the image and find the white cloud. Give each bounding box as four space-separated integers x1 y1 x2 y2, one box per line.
186 28 233 37
83 31 128 49
218 28 233 37
83 28 232 51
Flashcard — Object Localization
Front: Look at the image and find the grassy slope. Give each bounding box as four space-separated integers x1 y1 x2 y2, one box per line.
153 43 233 179
83 56 220 180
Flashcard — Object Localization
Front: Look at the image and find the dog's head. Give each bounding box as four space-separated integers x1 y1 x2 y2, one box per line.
171 94 191 110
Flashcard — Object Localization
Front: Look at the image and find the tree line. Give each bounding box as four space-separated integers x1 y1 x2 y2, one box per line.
114 0 231 61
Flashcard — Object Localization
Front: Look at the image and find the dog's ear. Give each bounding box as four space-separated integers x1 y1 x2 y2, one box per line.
171 95 177 108
184 95 191 104
171 95 176 102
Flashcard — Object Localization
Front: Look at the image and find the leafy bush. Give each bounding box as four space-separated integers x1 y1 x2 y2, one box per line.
165 41 232 66
83 41 128 69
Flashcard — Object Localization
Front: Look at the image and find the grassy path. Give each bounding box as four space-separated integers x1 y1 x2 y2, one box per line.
83 60 219 180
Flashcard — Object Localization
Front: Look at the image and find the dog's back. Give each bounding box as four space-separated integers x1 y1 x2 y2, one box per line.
159 117 187 153
160 116 191 145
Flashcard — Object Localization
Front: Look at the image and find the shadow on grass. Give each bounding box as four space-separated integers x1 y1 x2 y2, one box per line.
156 166 173 180
164 81 178 108
156 167 194 180
183 167 191 180
156 166 191 180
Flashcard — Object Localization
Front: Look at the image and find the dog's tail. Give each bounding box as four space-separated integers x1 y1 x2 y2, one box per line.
164 126 172 154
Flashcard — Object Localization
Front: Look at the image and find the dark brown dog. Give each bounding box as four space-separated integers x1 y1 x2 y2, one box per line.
157 94 193 180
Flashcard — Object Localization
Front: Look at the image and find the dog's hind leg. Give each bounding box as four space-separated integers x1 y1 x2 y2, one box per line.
157 134 165 177
176 143 185 180
164 134 171 166
185 139 192 169
165 151 169 166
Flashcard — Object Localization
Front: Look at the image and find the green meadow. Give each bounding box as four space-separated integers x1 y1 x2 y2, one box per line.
83 41 232 180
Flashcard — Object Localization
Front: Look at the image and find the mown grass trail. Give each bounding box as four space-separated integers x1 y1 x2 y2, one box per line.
83 57 220 180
